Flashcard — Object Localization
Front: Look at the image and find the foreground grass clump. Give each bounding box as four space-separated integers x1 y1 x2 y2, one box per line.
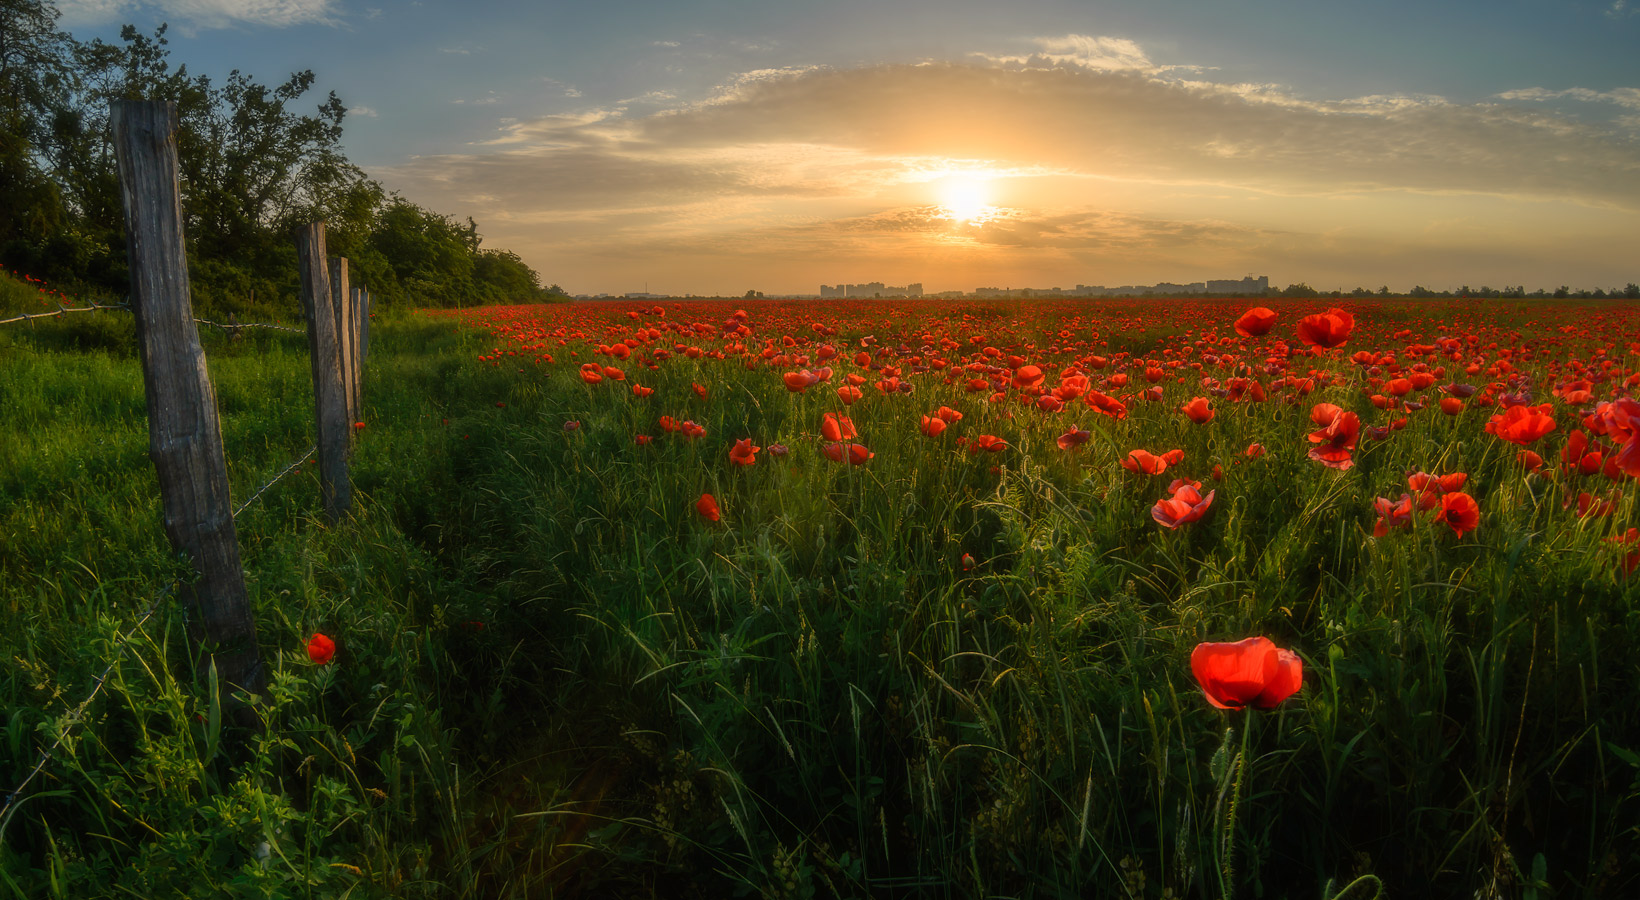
3 290 1640 898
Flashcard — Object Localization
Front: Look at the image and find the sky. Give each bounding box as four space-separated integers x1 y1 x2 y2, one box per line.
54 0 1640 297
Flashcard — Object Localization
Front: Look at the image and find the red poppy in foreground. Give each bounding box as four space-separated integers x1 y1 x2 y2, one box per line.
728 438 760 466
823 442 874 465
1152 482 1215 528
1435 491 1480 538
821 412 858 442
968 434 1007 454
920 415 948 437
696 493 721 522
307 633 336 666
1307 403 1360 470
1191 637 1302 710
1122 448 1169 475
1485 403 1556 445
1234 307 1278 337
1180 396 1214 424
1372 494 1415 537
1295 308 1355 349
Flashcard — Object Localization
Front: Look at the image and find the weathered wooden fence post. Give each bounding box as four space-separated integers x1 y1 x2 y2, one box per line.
328 257 357 428
296 224 351 522
111 99 264 699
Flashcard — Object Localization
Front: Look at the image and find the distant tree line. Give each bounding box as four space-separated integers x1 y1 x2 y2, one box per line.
1278 283 1640 300
0 0 566 316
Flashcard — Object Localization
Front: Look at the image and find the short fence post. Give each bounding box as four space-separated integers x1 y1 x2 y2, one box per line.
110 99 265 699
296 224 351 522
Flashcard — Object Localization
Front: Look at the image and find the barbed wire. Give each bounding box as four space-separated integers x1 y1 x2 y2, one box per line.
0 439 324 847
3 296 303 334
0 582 172 847
233 444 317 518
195 318 306 335
0 300 131 327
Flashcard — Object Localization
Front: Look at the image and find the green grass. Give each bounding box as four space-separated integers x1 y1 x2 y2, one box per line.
2 285 1639 899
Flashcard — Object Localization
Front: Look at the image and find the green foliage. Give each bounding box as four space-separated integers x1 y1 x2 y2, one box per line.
0 3 557 317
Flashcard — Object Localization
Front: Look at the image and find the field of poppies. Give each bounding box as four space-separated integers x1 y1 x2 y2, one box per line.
3 290 1640 898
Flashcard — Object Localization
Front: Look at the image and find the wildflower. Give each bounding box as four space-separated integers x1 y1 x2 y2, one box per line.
728 438 760 466
1181 396 1214 424
1295 308 1355 349
822 442 873 465
307 633 336 666
1190 637 1303 710
1152 481 1215 528
696 493 721 522
1233 307 1278 337
1435 491 1480 538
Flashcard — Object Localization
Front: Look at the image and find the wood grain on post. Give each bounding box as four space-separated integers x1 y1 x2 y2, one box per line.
110 100 264 697
358 289 371 362
296 224 351 522
328 257 356 427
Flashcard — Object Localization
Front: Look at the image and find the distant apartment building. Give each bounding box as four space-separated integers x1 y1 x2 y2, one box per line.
1206 276 1270 294
820 281 923 298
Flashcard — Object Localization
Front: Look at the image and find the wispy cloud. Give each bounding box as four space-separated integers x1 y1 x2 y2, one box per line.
1497 86 1640 111
347 104 379 118
61 0 341 29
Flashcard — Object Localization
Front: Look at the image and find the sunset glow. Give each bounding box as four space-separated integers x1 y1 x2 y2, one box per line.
57 0 1640 296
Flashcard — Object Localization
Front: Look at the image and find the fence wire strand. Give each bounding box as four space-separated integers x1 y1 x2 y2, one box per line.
3 296 303 334
0 438 323 846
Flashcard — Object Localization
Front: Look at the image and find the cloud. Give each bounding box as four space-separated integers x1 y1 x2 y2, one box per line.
347 105 379 118
1497 86 1640 112
1608 0 1638 18
653 40 681 48
373 43 1640 291
57 0 336 28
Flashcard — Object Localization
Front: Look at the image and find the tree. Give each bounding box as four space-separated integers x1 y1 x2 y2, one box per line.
0 0 76 247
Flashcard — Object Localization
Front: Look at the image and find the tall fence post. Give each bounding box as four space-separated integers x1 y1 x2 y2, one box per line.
296 224 351 522
357 288 371 364
110 99 264 699
328 257 357 429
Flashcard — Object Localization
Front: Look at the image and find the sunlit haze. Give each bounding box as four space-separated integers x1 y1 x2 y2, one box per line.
57 0 1640 295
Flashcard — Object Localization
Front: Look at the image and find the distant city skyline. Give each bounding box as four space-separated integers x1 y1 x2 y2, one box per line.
59 0 1639 295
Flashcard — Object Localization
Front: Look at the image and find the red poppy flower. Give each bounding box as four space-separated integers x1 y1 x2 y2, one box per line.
1439 397 1464 415
728 438 760 466
1372 493 1414 537
823 442 874 465
579 363 603 384
1245 442 1265 459
1012 365 1044 389
631 384 655 397
968 434 1008 454
353 421 365 431
783 370 818 392
1190 637 1302 710
1122 449 1169 475
1305 403 1360 469
1485 403 1556 445
1085 391 1128 420
837 385 863 405
821 412 857 442
920 415 948 437
603 366 626 381
1295 308 1355 349
1057 426 1091 450
692 383 708 399
696 493 721 522
307 633 336 666
635 434 654 446
936 406 964 424
1152 482 1215 528
1516 449 1543 471
1435 491 1480 538
1181 396 1214 424
680 420 706 440
1233 307 1278 337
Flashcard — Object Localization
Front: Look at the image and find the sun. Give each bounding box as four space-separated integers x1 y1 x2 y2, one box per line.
936 175 995 222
